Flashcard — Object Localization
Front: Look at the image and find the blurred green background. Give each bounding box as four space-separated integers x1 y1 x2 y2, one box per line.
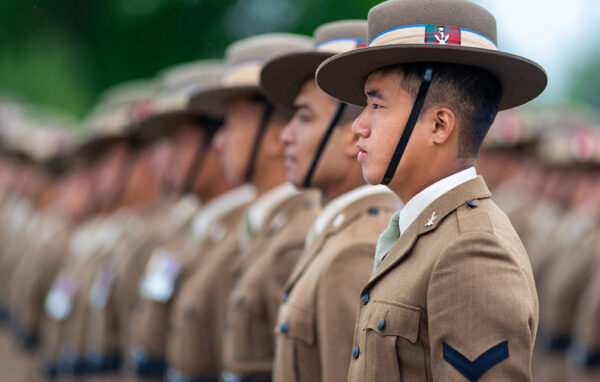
0 0 599 121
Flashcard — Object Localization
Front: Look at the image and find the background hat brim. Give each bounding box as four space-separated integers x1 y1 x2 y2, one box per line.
261 52 333 111
189 85 259 117
70 134 128 162
128 110 188 143
316 44 547 111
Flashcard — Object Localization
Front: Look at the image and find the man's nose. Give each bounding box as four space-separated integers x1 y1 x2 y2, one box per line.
280 120 295 144
352 109 370 138
213 129 225 150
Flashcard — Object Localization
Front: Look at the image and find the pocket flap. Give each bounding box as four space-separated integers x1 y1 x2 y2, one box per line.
365 300 420 343
276 304 315 345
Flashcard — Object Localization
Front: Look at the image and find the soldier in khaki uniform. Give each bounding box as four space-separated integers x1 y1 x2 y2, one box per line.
212 33 329 382
0 121 73 382
533 126 600 382
258 21 400 382
315 0 547 380
162 34 317 382
119 61 240 382
37 81 159 381
8 126 76 382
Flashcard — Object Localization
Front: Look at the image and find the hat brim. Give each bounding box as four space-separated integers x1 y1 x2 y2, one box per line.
261 52 333 111
129 110 189 143
70 134 127 162
188 85 259 116
316 44 547 111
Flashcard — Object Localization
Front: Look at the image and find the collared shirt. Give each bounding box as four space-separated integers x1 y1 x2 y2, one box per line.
190 184 256 243
398 167 477 235
304 184 392 249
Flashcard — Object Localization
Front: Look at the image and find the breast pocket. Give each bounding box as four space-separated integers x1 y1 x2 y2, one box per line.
363 300 423 382
274 303 315 382
230 290 268 361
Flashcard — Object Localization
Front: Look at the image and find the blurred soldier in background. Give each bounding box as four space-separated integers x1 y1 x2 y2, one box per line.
163 33 319 382
36 80 159 381
478 114 600 382
533 126 600 382
207 33 326 382
120 60 240 382
7 123 75 382
259 20 400 382
0 105 77 382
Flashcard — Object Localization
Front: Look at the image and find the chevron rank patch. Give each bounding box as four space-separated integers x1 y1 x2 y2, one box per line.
443 341 509 381
425 25 462 46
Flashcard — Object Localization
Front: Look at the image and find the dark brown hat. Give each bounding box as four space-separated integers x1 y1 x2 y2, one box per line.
260 20 367 111
189 33 312 117
316 0 547 110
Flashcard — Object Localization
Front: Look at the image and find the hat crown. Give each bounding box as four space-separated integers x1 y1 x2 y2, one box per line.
160 60 223 92
314 20 367 46
226 33 312 67
368 0 497 46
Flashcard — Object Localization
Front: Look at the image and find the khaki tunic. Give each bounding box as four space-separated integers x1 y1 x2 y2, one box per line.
564 232 600 382
220 190 320 379
8 216 71 382
82 197 199 382
347 177 538 382
532 209 598 382
163 203 248 380
273 190 399 382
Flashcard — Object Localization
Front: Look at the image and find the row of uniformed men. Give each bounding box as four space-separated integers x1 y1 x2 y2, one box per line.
478 111 600 382
3 0 590 381
0 18 400 382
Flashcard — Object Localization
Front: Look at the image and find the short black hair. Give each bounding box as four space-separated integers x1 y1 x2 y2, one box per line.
378 62 503 158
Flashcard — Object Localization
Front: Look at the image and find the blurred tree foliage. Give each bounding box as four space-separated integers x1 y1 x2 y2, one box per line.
568 51 600 111
0 0 381 120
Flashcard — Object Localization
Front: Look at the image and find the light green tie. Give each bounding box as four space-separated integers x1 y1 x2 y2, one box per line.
239 211 253 250
374 210 401 271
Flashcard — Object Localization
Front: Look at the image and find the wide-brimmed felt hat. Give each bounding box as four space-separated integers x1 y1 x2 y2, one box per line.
129 60 224 142
188 33 312 117
316 0 547 111
72 79 156 160
538 125 600 167
260 20 367 111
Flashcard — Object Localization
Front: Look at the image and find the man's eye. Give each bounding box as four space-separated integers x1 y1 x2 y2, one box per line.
372 103 383 110
298 114 312 123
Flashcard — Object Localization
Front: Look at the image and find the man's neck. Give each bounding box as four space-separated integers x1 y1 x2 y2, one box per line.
320 171 365 205
251 164 287 197
196 181 234 205
391 159 473 204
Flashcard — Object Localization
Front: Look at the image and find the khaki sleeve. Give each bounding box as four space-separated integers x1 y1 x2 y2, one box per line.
427 232 537 382
316 244 374 382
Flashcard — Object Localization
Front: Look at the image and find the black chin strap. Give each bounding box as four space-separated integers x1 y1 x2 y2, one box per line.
381 67 434 185
179 134 209 195
302 102 347 188
245 102 274 182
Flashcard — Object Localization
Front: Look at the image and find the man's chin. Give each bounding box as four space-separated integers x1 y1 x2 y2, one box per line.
362 167 383 186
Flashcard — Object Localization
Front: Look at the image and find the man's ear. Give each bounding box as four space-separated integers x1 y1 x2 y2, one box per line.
429 107 456 145
341 120 360 158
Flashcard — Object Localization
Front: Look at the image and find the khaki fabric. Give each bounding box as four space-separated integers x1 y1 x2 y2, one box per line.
9 220 70 345
81 198 198 381
567 233 600 381
6 214 71 382
347 177 538 382
164 203 248 378
221 190 320 378
532 213 598 382
38 235 102 379
272 191 399 382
